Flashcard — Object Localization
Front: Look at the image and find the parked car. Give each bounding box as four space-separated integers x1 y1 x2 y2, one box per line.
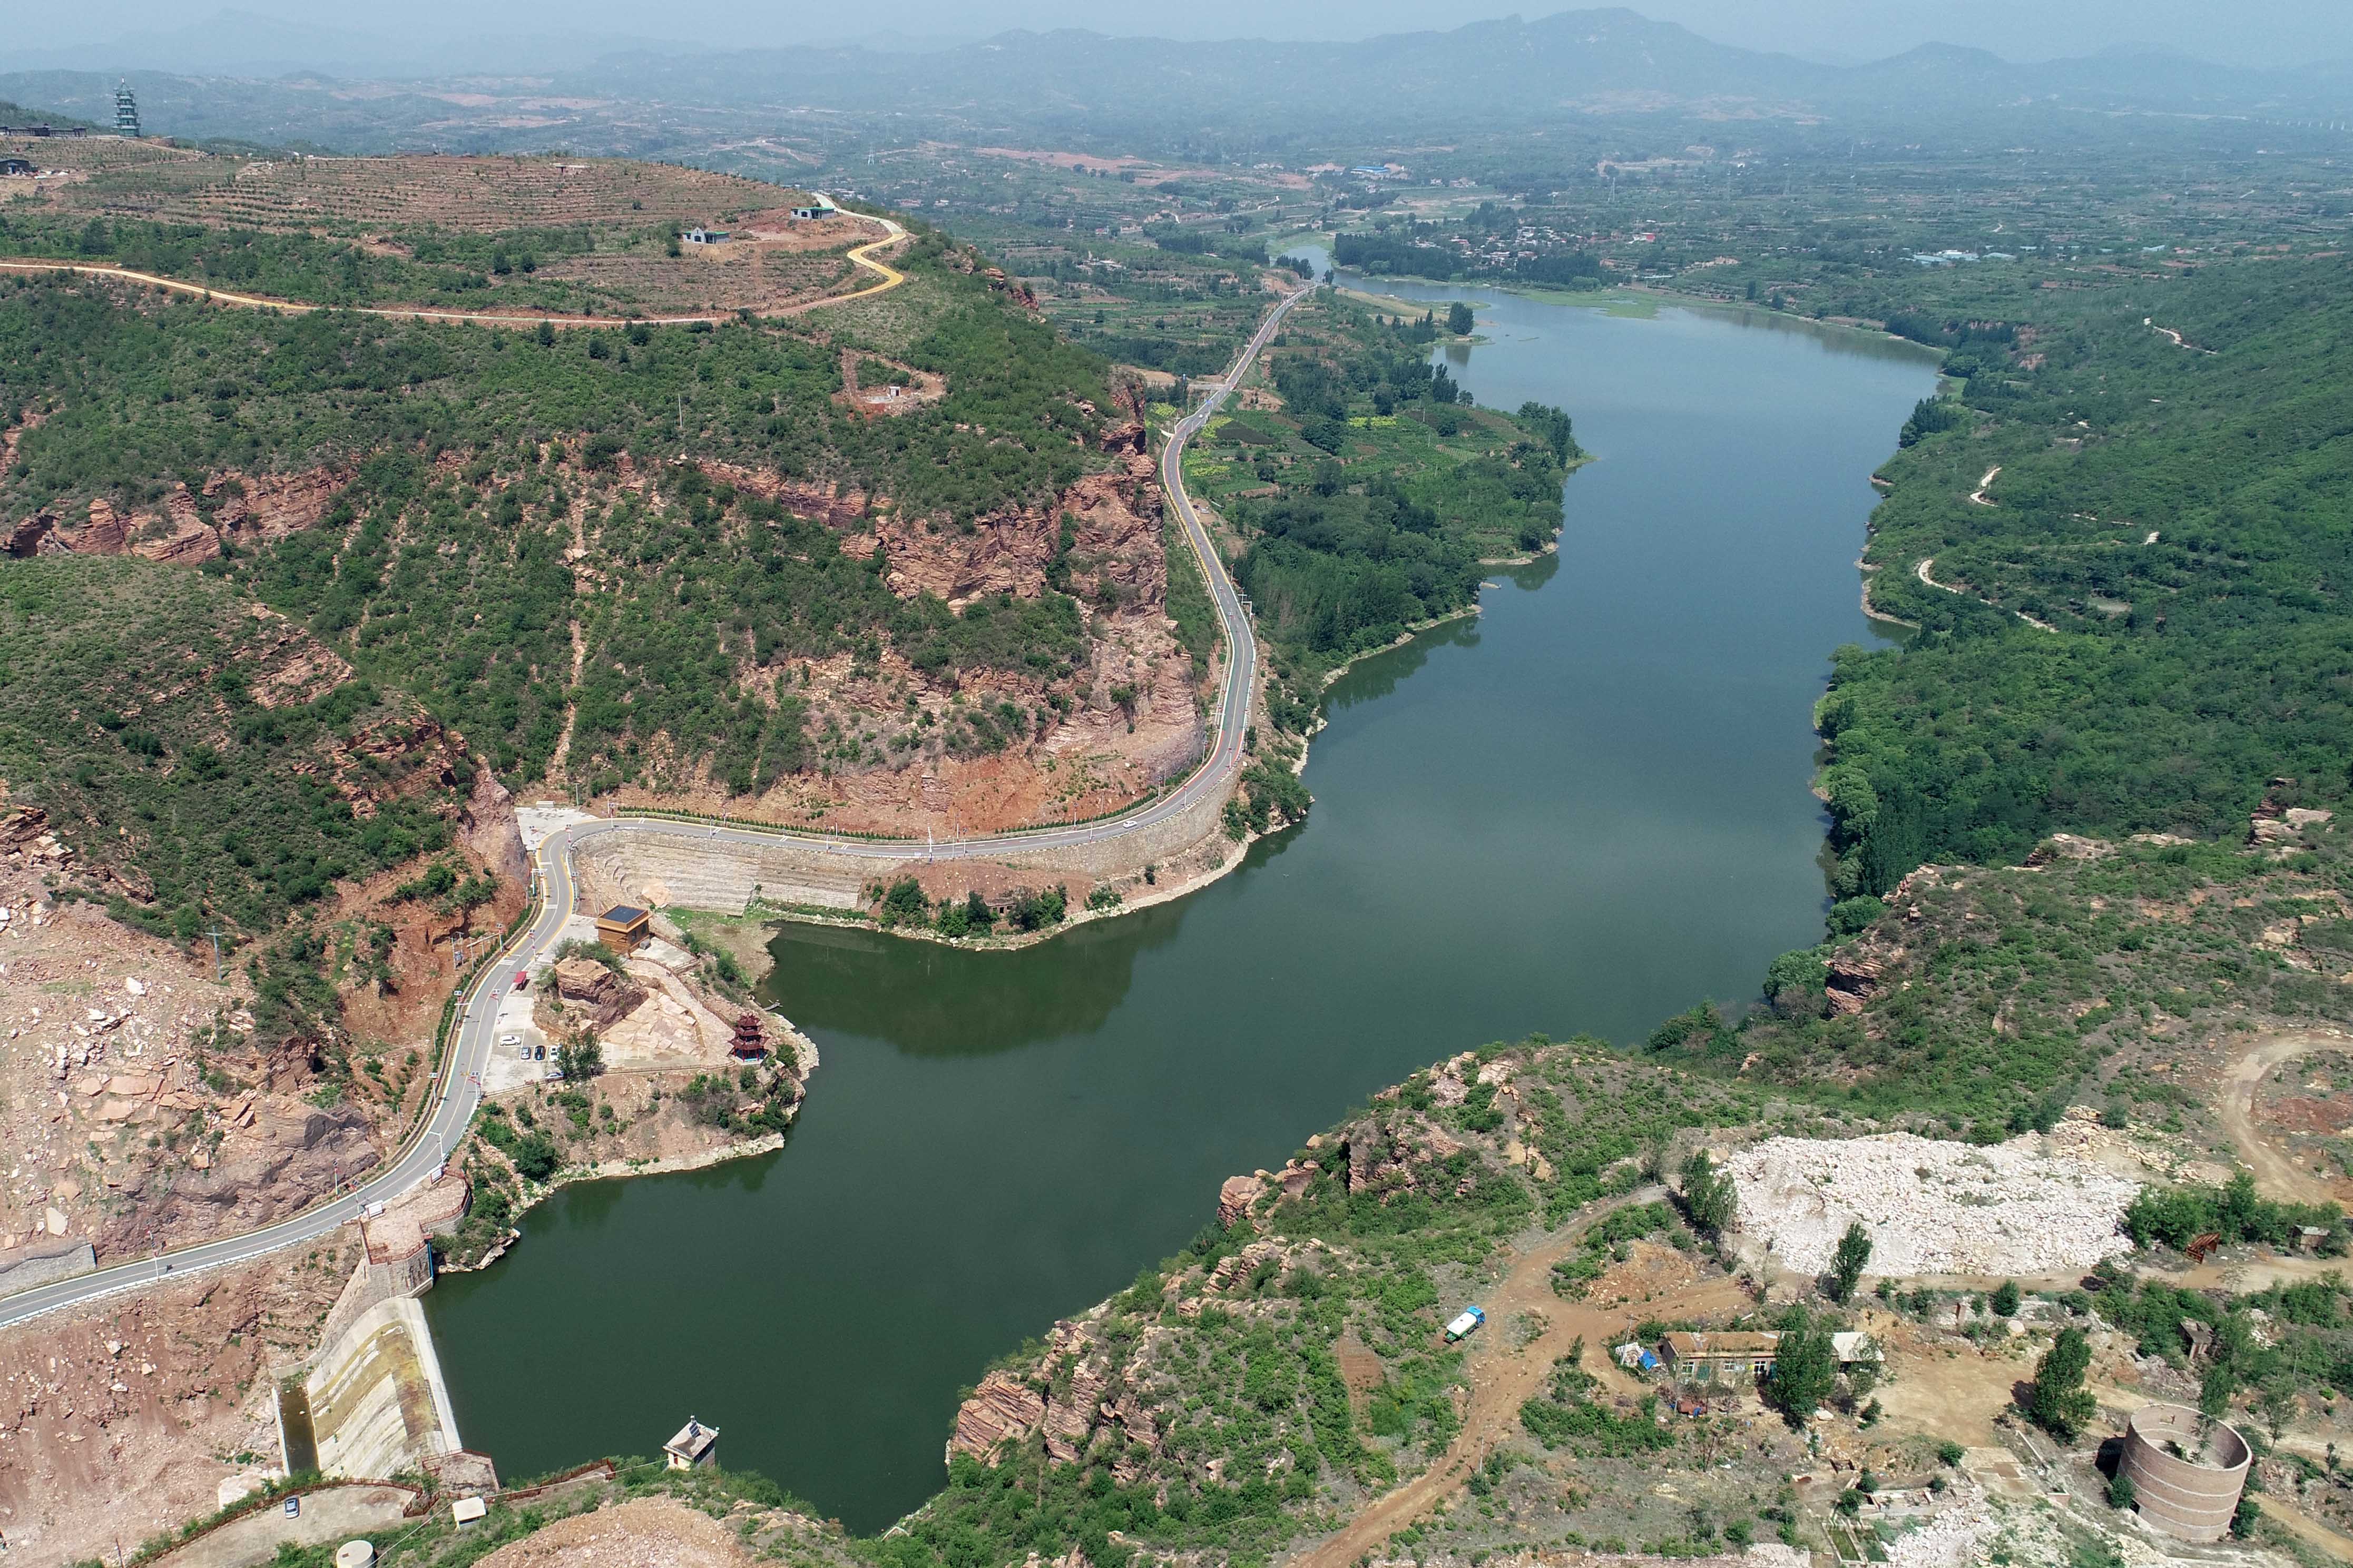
284 1496 300 1518
499 1035 520 1047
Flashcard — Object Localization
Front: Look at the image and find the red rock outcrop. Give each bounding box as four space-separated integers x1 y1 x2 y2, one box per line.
553 958 646 1030
207 464 356 544
947 1369 1047 1463
1217 1175 1264 1230
1825 939 1905 1015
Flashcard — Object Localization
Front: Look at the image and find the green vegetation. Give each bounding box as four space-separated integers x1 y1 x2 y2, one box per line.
885 1042 1758 1568
1827 1222 1872 1303
1678 807 2353 1132
1764 1306 1838 1423
2122 1171 2341 1254
0 225 1121 800
2027 1326 2096 1441
1520 1346 1674 1455
1813 255 2353 896
1176 290 1580 746
0 555 462 933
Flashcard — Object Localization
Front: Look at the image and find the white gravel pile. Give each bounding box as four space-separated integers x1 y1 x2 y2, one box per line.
1882 1504 1998 1568
1727 1132 2139 1278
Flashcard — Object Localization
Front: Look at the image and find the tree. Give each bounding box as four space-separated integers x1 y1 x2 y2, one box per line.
1766 1306 1838 1424
1446 301 1474 336
2027 1327 2096 1441
878 875 929 927
556 1033 603 1081
1828 1222 1872 1303
1680 1150 1736 1237
2107 1471 2136 1511
1991 1280 2022 1317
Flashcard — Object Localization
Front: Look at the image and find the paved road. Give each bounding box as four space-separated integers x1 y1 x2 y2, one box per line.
0 279 1311 1332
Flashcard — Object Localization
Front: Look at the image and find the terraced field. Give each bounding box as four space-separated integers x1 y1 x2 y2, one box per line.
59 153 798 235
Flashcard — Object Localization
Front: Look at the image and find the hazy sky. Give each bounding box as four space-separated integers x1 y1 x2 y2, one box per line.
6 0 2341 71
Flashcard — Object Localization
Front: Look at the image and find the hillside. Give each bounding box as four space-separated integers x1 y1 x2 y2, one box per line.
0 554 525 1267
1 160 1224 839
0 145 878 318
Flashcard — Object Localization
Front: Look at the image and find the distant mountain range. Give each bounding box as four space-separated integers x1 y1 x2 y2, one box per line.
599 11 2353 126
3 7 2346 152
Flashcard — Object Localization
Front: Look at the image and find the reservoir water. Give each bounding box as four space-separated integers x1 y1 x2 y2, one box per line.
426 278 1937 1529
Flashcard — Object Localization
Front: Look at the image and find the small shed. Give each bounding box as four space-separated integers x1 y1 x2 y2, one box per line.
1615 1342 1661 1374
596 905 650 952
680 227 731 246
450 1495 487 1526
0 157 34 177
790 196 838 221
665 1416 719 1470
1832 1332 1882 1366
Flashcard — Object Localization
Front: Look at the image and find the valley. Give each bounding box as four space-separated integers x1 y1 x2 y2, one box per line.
0 16 2351 1568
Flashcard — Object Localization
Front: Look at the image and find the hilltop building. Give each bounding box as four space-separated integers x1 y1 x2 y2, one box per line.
790 194 838 221
115 81 140 138
680 227 730 246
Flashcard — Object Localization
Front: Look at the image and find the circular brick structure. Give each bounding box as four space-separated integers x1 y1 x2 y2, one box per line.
2119 1402 2250 1541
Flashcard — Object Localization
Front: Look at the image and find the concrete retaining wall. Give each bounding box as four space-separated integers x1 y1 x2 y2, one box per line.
2119 1402 2249 1541
580 784 1231 917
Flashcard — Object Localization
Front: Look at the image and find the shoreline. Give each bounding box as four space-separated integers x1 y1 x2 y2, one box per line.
703 542 1555 963
440 1127 797 1276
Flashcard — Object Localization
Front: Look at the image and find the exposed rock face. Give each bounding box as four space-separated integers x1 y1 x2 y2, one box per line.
206 464 356 544
94 1098 381 1256
1825 939 1905 1016
1217 1175 1265 1230
458 764 528 891
948 1369 1047 1463
554 958 646 1030
837 452 1165 612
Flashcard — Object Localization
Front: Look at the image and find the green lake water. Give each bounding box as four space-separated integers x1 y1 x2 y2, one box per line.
426 280 1938 1530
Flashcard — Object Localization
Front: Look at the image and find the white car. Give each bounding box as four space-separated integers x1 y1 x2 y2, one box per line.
498 1034 521 1047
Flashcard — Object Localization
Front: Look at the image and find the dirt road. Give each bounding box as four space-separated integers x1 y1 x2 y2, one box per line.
2221 1030 2353 1204
1287 1192 1748 1568
0 216 907 330
1968 465 2002 505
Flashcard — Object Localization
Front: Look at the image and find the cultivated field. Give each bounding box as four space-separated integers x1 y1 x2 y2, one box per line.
55 152 803 235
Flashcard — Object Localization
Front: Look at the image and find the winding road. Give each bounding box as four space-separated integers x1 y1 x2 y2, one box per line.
0 278 1314 1331
0 212 909 328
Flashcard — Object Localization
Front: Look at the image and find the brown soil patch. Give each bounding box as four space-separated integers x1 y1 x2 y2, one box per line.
1862 1311 2020 1450
2223 1031 2353 1205
475 1496 756 1568
2267 1096 2353 1136
1336 1334 1386 1421
0 1235 360 1568
1290 1194 1749 1568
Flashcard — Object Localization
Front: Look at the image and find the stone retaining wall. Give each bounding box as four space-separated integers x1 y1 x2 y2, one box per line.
578 783 1231 917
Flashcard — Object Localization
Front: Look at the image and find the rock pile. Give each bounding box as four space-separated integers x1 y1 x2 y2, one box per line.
1726 1132 2139 1278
